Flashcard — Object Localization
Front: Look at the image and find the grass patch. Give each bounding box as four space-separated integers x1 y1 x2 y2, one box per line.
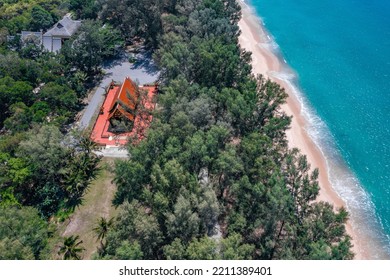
53 158 119 259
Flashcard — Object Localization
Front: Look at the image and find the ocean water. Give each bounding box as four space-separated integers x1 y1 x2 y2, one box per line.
247 0 390 258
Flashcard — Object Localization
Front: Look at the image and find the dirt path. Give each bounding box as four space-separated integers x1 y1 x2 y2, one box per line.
59 159 118 259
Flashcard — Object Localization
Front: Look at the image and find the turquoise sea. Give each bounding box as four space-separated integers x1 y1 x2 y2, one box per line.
247 0 390 257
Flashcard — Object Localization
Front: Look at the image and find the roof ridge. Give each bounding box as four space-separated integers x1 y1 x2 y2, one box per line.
43 15 82 37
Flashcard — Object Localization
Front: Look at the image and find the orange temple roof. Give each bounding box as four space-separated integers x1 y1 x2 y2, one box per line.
108 77 139 121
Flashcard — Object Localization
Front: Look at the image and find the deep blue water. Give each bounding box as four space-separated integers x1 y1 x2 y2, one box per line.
248 0 390 255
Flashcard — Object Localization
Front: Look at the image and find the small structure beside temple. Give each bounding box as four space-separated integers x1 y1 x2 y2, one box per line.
20 31 43 45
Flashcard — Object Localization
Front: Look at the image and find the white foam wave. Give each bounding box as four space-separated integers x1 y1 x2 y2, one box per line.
269 70 296 81
258 41 280 53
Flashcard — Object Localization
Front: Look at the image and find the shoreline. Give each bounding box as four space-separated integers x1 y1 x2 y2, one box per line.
237 0 369 259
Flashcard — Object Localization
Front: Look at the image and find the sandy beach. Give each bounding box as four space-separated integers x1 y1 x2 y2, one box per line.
237 0 368 259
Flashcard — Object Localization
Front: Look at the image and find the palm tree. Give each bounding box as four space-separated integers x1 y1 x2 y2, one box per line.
58 235 85 260
93 217 114 249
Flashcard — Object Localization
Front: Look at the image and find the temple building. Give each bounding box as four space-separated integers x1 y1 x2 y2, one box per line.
91 76 156 146
107 77 140 133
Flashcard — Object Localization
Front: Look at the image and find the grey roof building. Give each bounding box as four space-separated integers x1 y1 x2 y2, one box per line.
21 31 43 44
42 15 82 52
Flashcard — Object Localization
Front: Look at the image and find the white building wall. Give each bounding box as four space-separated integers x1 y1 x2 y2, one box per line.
42 36 52 51
52 38 62 53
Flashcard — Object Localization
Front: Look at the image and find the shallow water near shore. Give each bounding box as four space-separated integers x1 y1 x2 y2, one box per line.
245 0 390 258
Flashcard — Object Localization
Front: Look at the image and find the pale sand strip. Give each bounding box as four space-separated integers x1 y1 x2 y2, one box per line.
237 0 368 259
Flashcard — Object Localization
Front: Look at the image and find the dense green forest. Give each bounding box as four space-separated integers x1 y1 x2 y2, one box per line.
102 0 353 260
0 0 109 259
0 0 353 260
